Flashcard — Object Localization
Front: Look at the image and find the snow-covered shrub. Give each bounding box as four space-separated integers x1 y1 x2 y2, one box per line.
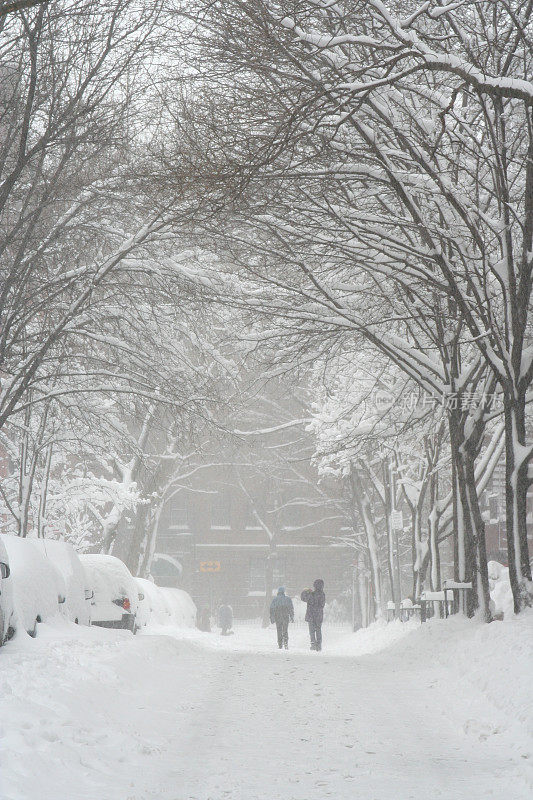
292 597 307 623
324 598 348 623
488 561 514 618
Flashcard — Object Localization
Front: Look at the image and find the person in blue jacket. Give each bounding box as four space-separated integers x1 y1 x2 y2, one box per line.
269 587 294 649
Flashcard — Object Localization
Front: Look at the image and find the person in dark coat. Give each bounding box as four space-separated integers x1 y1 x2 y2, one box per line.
217 601 233 635
198 606 212 632
301 579 326 651
269 587 294 649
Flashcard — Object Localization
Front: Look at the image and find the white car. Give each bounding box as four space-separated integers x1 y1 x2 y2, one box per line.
135 577 164 628
80 554 138 632
0 534 66 637
134 577 152 629
0 537 15 645
32 539 91 626
158 587 197 628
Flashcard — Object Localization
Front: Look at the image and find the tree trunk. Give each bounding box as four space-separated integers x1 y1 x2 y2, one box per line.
359 492 383 619
383 461 396 610
448 414 476 614
137 501 163 579
463 449 492 621
503 395 533 612
262 545 275 627
428 514 441 592
17 421 39 538
101 511 122 555
37 443 52 538
449 413 494 619
121 501 156 578
412 507 428 599
357 554 369 628
350 470 384 620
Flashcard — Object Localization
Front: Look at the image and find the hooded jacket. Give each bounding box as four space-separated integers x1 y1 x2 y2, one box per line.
303 579 326 624
270 588 294 624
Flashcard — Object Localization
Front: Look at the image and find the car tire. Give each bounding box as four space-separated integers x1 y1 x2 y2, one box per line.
29 618 38 638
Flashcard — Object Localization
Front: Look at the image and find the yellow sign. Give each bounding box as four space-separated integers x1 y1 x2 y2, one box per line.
199 560 221 573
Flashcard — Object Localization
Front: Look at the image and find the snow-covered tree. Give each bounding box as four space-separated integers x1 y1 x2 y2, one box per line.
185 0 533 614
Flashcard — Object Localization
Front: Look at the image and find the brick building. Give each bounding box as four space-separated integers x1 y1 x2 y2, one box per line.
153 467 354 618
481 460 533 563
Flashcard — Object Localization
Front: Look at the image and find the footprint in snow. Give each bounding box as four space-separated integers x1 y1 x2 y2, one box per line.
41 730 60 743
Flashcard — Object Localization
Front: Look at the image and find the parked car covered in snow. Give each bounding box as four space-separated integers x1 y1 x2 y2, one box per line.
0 537 14 645
0 534 66 637
80 554 138 632
158 587 197 628
32 539 91 626
134 577 171 628
134 577 151 629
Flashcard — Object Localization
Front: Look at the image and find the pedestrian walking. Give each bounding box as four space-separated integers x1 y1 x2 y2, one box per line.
269 587 294 649
198 606 211 632
301 579 326 651
217 600 234 635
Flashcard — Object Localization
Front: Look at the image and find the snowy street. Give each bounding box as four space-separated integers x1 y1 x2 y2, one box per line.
2 4 533 799
2 618 531 800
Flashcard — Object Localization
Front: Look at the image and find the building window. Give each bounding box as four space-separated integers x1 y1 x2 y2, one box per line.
157 530 193 558
210 490 231 529
151 553 183 587
488 494 499 523
281 501 303 530
169 495 188 529
249 556 285 593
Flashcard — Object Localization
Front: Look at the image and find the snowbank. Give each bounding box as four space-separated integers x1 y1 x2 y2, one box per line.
327 610 532 747
327 617 420 657
342 610 533 766
404 612 533 743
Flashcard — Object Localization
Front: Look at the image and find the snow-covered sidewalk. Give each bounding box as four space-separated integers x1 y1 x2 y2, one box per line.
1 615 531 800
